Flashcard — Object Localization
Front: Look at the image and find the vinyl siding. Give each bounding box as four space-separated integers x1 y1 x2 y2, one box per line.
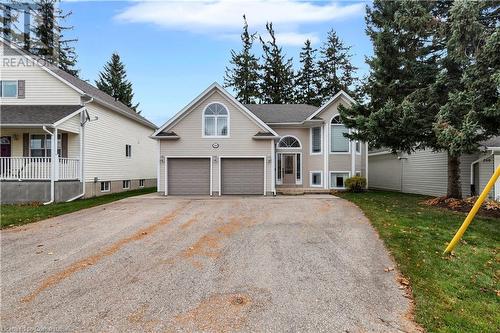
0 42 81 105
158 91 273 193
57 113 80 133
83 102 156 182
369 149 481 197
478 157 494 199
368 153 401 191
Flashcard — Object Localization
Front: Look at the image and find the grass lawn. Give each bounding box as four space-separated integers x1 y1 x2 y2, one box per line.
0 187 156 228
339 190 499 333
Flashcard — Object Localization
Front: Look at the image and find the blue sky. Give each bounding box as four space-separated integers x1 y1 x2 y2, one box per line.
60 1 372 126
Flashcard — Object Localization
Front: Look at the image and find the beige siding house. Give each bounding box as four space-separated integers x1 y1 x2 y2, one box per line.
0 39 157 204
152 83 366 195
368 137 500 200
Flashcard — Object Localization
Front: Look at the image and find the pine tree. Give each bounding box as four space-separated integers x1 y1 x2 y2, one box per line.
224 15 260 104
295 40 321 106
259 22 295 104
96 52 139 111
31 0 78 76
339 0 499 198
318 29 357 103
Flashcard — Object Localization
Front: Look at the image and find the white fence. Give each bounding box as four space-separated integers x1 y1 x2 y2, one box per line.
0 157 80 180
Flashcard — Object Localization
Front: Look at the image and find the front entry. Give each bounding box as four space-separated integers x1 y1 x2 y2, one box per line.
0 136 11 157
282 154 296 185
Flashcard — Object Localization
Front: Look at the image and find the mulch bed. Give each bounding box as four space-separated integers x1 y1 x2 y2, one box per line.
421 196 500 219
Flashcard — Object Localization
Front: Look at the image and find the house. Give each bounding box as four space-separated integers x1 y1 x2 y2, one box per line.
368 136 500 200
0 39 157 204
151 83 366 195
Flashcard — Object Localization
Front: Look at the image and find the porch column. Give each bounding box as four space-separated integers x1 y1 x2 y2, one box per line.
53 128 59 181
323 123 329 189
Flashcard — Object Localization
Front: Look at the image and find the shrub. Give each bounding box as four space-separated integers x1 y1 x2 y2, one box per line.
345 176 367 192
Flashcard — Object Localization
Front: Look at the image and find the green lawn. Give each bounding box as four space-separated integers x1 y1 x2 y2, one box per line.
339 191 499 333
0 187 156 228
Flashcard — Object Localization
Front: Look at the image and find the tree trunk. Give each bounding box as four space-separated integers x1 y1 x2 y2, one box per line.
447 152 462 199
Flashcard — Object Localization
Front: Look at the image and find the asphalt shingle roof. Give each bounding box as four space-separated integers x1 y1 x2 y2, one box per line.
244 104 318 124
481 136 500 148
1 105 82 125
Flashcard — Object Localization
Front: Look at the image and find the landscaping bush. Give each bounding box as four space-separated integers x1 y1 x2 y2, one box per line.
345 176 367 192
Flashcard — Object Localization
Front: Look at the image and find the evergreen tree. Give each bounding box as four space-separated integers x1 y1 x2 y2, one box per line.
96 52 139 111
340 0 499 198
31 0 78 76
224 15 260 104
295 39 321 106
318 29 357 103
259 22 295 104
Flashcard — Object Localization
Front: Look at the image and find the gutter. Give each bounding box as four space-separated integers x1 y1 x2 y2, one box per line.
66 96 93 202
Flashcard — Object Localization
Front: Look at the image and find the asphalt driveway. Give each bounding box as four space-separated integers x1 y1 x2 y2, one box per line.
1 194 419 332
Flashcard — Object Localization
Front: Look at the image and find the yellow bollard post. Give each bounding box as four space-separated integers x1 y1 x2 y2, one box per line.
444 165 500 254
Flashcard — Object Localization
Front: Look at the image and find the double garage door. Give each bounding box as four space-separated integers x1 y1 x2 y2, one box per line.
167 157 264 195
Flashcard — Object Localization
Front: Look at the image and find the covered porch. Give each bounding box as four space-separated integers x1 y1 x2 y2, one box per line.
1 105 85 203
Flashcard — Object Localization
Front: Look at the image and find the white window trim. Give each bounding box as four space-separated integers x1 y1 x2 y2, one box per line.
355 171 361 177
329 114 351 155
355 140 361 155
123 180 130 189
29 133 62 157
202 102 230 138
100 181 110 192
1 80 18 98
276 152 302 185
139 179 145 188
310 127 323 155
277 135 302 150
329 171 351 189
310 170 323 187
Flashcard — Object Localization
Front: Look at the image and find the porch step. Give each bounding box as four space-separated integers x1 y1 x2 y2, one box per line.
276 187 334 195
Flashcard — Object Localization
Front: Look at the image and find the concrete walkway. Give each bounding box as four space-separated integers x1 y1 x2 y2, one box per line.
0 194 419 332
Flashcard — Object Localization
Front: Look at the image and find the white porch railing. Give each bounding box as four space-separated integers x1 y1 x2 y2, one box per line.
0 157 80 180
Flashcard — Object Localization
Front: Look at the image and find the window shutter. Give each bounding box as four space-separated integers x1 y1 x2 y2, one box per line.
23 133 29 157
17 80 25 98
61 133 68 158
312 127 321 153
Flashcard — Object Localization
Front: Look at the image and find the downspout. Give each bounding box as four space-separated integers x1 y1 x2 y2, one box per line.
43 125 55 205
66 96 93 202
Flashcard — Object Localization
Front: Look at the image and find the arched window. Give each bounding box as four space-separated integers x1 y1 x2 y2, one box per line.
330 115 349 152
278 136 301 148
203 103 229 137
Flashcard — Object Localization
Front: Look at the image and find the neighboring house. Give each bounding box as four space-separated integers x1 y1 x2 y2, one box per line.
0 39 157 204
368 136 500 200
151 83 366 195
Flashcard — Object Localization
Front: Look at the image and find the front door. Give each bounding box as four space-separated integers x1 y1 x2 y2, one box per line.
0 136 11 157
283 154 296 185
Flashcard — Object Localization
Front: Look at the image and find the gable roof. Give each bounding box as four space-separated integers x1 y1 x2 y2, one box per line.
481 136 500 148
152 83 278 137
306 90 356 121
244 104 318 124
0 38 157 129
1 105 83 126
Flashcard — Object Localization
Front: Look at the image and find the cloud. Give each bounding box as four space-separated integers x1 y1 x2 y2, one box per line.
115 0 364 45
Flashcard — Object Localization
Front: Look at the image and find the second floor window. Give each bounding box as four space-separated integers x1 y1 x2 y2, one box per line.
330 115 349 153
203 103 228 137
1 81 18 97
311 127 322 153
125 144 132 158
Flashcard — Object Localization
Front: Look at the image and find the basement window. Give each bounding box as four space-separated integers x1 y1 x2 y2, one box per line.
123 180 131 189
330 172 350 189
100 181 110 192
311 172 322 187
139 179 145 187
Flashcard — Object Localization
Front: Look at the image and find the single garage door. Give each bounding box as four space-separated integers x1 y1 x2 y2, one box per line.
221 158 264 195
167 158 210 195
